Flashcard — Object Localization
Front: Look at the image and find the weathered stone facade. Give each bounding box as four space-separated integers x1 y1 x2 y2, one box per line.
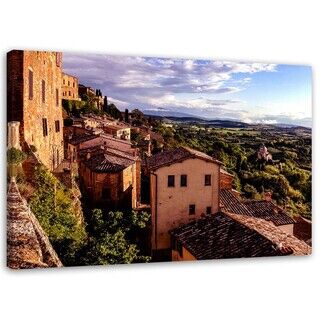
62 73 80 100
7 50 64 171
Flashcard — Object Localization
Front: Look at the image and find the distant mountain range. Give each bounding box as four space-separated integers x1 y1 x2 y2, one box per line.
143 109 310 129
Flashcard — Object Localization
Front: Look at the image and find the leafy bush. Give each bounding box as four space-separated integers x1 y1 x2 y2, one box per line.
29 165 87 265
7 148 27 164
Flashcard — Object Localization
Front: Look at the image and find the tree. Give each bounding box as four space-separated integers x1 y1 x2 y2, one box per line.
124 108 129 123
29 165 87 265
79 209 150 265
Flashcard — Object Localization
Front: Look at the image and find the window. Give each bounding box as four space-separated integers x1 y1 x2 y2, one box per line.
68 81 70 86
56 89 59 106
180 174 187 187
205 174 211 186
102 187 111 200
177 241 183 257
42 118 48 137
41 80 45 103
55 120 60 133
63 79 65 85
73 82 75 88
189 204 195 215
168 175 175 187
206 206 212 215
28 70 33 100
69 90 71 96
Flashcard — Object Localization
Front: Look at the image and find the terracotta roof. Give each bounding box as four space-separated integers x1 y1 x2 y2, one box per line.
220 189 253 216
145 147 221 171
79 145 138 161
7 178 62 269
83 153 135 173
244 200 295 226
170 212 283 260
220 168 234 176
170 212 311 260
227 212 311 255
68 134 97 145
220 189 295 226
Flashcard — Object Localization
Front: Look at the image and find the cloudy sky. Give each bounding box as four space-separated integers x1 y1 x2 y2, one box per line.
63 52 312 127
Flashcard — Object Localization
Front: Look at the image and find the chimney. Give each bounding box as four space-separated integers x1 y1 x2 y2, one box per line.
264 191 272 202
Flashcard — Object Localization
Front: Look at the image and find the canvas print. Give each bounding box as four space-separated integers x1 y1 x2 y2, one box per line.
7 50 312 269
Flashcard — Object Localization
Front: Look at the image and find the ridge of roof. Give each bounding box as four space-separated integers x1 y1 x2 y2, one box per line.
145 146 221 171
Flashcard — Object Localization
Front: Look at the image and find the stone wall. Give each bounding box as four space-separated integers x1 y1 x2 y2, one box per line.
7 50 64 171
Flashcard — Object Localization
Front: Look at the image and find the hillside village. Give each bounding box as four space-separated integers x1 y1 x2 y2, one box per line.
7 50 311 269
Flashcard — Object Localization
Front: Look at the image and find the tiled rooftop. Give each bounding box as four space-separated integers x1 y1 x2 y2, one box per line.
244 200 295 226
145 147 221 171
220 189 295 226
68 133 98 145
83 153 135 173
220 189 252 216
170 211 311 260
7 178 62 269
170 212 283 260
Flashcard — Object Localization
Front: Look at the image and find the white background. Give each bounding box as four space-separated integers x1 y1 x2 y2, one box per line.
0 1 319 319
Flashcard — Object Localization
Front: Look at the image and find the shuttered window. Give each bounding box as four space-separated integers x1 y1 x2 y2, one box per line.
55 120 60 133
41 80 45 103
42 118 48 137
28 70 33 100
56 88 59 106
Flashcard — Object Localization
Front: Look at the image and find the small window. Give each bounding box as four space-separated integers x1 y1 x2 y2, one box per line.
206 206 212 215
68 81 70 86
55 120 60 133
189 204 195 215
42 118 48 137
69 90 71 96
28 70 33 100
177 242 183 257
73 82 75 88
41 80 45 103
56 88 59 106
63 79 65 85
168 175 175 187
102 187 111 200
180 174 187 187
205 174 211 186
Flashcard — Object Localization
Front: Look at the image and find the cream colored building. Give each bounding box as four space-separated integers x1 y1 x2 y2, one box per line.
145 147 222 254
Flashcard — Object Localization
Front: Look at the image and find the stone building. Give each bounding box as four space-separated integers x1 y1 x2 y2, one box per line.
144 147 222 258
7 50 64 170
7 177 62 269
78 147 141 210
102 122 131 140
62 73 80 100
78 83 95 98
